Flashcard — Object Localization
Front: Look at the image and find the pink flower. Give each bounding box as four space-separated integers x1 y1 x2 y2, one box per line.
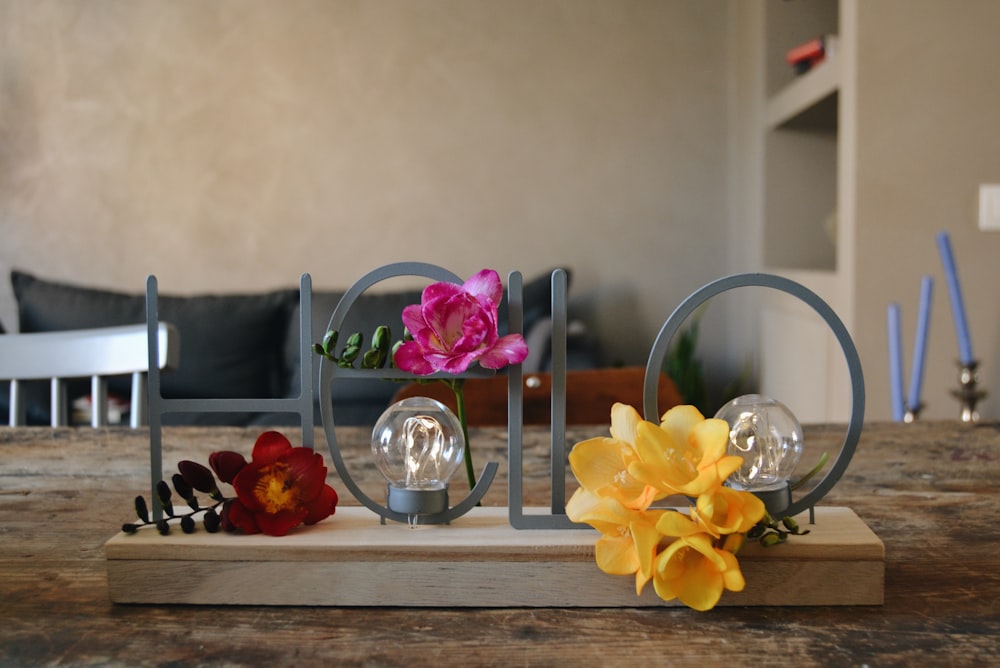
394 269 529 375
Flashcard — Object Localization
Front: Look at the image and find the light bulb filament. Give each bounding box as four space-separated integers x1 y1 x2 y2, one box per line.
403 415 445 489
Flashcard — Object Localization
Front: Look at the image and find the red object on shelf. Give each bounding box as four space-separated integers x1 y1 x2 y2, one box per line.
786 37 825 66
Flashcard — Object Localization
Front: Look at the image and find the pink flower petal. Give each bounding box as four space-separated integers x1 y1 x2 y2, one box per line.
478 333 529 369
400 304 427 337
393 341 436 375
462 269 503 306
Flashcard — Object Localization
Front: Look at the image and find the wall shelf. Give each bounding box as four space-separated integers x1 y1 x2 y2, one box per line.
766 51 839 131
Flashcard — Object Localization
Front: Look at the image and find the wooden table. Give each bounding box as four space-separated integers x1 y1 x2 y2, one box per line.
1 422 998 666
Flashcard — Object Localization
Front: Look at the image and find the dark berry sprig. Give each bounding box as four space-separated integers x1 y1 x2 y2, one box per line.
122 461 232 536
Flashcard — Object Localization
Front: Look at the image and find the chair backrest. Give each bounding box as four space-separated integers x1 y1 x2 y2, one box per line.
0 323 179 427
391 366 684 426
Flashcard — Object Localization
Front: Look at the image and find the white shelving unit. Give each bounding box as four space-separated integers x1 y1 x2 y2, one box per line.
738 0 856 423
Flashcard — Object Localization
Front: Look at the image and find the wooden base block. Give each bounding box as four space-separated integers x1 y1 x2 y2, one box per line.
105 506 883 607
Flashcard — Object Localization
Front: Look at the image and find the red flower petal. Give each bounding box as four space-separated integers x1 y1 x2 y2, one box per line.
255 508 309 537
226 499 260 535
251 431 293 465
304 484 339 525
232 462 272 512
281 448 329 500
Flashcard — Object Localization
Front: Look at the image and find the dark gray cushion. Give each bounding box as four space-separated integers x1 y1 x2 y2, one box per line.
11 271 298 415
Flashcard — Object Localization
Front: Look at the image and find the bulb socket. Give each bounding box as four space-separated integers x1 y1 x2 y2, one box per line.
752 483 792 517
386 485 450 517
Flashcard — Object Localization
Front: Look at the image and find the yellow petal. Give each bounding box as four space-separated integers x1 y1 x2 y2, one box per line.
631 509 668 581
720 549 746 592
568 437 629 491
635 568 652 597
659 405 706 445
655 509 701 538
655 534 727 612
609 402 642 444
566 488 625 533
595 534 639 575
690 417 731 462
632 421 696 492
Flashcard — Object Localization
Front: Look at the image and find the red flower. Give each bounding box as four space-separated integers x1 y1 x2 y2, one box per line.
219 431 338 536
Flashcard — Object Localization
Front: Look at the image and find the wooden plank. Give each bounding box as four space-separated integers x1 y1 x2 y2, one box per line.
106 506 883 607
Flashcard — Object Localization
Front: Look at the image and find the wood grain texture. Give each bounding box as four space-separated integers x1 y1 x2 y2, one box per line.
2 422 1000 666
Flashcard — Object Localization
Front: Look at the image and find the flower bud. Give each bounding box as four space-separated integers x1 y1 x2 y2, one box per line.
203 508 221 533
171 473 194 501
178 460 218 495
122 523 139 534
361 348 381 369
761 532 785 547
134 496 150 523
156 519 170 535
339 345 360 366
321 329 339 356
180 515 196 534
372 325 391 368
209 451 246 485
156 480 174 516
781 517 808 535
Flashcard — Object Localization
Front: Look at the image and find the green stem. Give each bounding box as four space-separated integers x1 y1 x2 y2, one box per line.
790 451 829 491
451 379 476 491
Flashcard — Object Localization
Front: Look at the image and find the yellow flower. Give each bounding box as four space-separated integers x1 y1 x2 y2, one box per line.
566 487 667 595
567 403 658 510
695 486 766 538
652 532 747 611
568 403 767 612
628 405 744 498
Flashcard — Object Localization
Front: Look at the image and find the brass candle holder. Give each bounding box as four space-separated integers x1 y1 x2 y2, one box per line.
952 361 987 423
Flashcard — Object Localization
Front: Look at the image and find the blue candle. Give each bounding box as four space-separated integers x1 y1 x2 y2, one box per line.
936 231 974 365
887 303 905 422
907 276 933 412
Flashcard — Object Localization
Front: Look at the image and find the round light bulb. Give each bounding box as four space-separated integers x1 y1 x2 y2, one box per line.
714 394 803 514
371 397 465 525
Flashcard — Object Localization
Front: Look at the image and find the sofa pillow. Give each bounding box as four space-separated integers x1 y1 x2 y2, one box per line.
11 271 298 407
283 287 425 426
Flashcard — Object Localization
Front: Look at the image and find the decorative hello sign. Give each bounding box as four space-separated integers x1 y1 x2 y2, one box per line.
104 263 882 608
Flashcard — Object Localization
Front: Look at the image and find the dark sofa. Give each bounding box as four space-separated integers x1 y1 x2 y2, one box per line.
3 268 599 426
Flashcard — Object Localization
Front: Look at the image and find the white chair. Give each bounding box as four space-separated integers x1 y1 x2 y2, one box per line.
0 323 179 427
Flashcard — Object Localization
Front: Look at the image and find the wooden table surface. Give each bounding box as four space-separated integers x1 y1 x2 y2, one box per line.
1 421 998 666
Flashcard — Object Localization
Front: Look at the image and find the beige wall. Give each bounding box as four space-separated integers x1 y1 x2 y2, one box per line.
0 0 731 375
854 0 1000 420
5 0 1000 422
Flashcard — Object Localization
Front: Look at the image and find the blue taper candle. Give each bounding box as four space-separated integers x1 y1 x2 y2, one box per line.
887 302 905 422
936 231 974 365
907 276 933 412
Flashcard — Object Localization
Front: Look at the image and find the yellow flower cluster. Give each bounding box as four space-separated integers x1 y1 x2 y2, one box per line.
566 403 766 611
